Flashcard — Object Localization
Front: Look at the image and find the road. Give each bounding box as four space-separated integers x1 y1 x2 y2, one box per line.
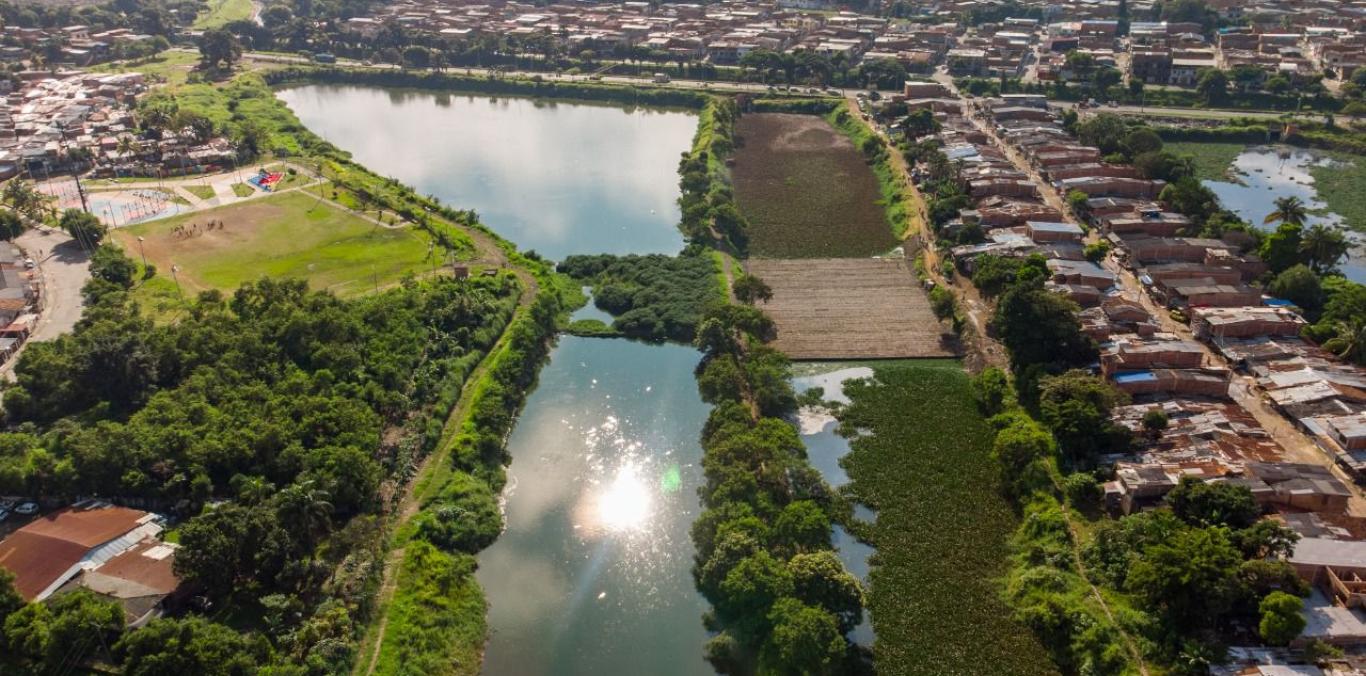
0 227 91 382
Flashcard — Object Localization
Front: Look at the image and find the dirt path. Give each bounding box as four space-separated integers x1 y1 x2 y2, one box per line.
355 248 535 676
846 93 1007 370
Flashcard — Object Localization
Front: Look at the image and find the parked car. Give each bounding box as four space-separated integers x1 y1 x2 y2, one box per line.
14 502 38 515
0 508 8 523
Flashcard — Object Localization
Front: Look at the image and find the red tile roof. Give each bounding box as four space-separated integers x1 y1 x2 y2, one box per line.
0 504 150 600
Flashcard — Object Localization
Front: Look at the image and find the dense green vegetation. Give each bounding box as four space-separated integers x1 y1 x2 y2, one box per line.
0 245 524 673
836 361 1056 675
688 305 866 675
676 97 748 253
559 249 724 342
1308 150 1366 235
1161 141 1246 181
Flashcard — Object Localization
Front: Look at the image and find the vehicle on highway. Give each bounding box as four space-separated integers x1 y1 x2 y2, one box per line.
652 72 671 84
14 501 37 515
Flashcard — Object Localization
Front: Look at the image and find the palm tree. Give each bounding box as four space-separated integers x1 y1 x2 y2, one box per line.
1264 195 1308 227
274 480 333 556
1299 223 1350 274
1323 316 1366 365
2 179 53 223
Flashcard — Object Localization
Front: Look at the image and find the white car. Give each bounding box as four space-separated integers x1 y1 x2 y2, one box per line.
14 502 38 515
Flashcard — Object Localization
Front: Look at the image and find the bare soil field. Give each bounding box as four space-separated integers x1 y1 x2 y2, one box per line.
731 113 898 258
745 257 954 360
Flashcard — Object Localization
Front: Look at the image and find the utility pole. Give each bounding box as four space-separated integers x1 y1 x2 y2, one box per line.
136 235 147 269
170 264 183 298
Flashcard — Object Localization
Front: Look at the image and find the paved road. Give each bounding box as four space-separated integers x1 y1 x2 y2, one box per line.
1 227 91 382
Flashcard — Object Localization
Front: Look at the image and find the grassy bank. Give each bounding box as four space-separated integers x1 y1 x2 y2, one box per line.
1163 141 1247 182
193 0 253 28
837 361 1057 675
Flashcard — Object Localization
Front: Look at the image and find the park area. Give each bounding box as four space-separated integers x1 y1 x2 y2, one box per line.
744 258 952 359
731 113 899 258
113 190 437 311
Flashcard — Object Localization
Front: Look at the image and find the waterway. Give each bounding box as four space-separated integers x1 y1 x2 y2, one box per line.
1201 145 1366 284
276 85 697 261
791 364 878 648
475 337 714 676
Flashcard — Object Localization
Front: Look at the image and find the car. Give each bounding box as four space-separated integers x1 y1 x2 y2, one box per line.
23 258 34 269
0 508 8 523
14 502 38 515
807 87 819 94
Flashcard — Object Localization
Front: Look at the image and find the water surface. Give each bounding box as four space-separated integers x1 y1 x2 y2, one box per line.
1201 146 1365 283
477 336 714 676
792 364 878 647
277 85 697 260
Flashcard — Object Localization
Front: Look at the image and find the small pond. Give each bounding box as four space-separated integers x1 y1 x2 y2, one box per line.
1201 145 1366 283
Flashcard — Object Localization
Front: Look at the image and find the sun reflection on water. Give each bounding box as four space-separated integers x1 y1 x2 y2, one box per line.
598 463 652 532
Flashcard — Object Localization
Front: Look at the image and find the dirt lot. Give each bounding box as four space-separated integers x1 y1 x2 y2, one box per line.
731 113 897 259
745 257 954 360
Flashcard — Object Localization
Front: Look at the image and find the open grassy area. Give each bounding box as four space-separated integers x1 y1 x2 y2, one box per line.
838 361 1057 676
732 112 898 258
1163 141 1247 182
184 184 216 200
1309 149 1366 233
232 182 255 197
89 50 201 86
114 190 436 302
193 0 254 29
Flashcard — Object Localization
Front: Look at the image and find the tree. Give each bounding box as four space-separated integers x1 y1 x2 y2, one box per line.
1142 408 1169 437
1268 264 1323 312
1196 68 1229 105
991 416 1054 496
0 568 22 654
787 551 863 633
762 598 845 675
1258 591 1306 646
1161 0 1216 32
175 504 290 600
995 284 1096 373
1166 476 1261 529
971 367 1013 416
2 180 53 223
116 616 272 676
5 590 123 670
0 209 25 241
717 551 794 638
1299 223 1349 275
1076 113 1128 155
1126 526 1244 630
1123 128 1164 156
198 28 242 71
1259 222 1307 274
1323 314 1366 365
91 244 137 288
733 273 773 305
1264 195 1308 228
1093 66 1122 93
1038 370 1131 466
60 208 106 248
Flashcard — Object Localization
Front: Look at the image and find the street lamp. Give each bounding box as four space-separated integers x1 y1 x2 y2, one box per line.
170 264 183 299
136 236 147 269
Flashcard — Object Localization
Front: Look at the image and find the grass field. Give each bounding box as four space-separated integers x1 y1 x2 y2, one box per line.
731 113 898 258
114 191 436 306
89 50 200 86
193 0 254 28
184 184 216 200
838 361 1058 676
1309 150 1366 233
1163 141 1247 182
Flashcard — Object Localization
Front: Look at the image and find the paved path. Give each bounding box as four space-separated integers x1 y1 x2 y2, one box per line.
0 228 91 382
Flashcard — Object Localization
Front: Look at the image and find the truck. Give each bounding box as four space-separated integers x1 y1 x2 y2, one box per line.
652 72 670 84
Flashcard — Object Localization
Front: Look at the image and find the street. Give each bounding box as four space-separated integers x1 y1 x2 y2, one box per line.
1 227 91 382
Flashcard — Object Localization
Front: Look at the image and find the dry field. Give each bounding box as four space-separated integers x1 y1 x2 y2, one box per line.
745 258 953 360
731 113 898 258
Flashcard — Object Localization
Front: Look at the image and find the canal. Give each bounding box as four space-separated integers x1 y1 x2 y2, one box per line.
278 85 714 674
276 85 698 261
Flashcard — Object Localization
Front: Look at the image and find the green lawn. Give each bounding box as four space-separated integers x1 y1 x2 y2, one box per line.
89 50 201 86
1163 141 1247 182
838 361 1059 676
184 184 216 200
115 191 436 303
232 183 255 197
193 0 254 29
1309 150 1366 233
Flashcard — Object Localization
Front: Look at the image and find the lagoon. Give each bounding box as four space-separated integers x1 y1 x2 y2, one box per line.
276 85 697 261
1201 145 1366 283
476 336 714 676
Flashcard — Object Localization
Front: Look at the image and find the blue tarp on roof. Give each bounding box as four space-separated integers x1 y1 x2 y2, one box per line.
1113 371 1157 384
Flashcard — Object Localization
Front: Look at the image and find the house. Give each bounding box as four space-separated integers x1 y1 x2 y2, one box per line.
1027 220 1085 242
0 501 163 602
1190 306 1307 339
52 537 184 627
